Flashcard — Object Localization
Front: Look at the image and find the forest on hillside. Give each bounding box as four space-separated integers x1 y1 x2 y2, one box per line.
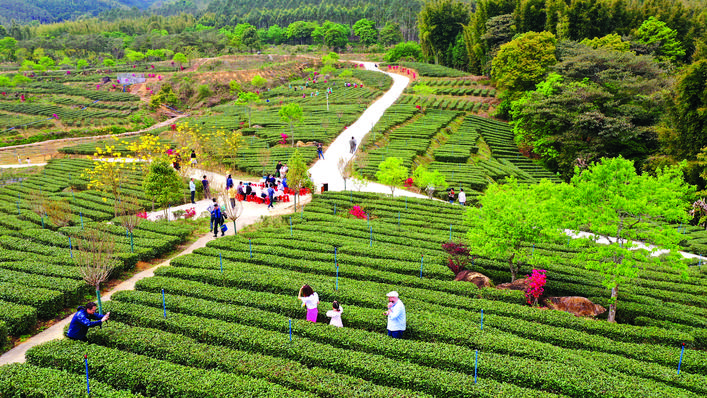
0 0 706 185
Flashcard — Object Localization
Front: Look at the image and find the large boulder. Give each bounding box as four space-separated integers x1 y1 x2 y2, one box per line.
496 278 530 291
543 297 606 317
454 271 492 288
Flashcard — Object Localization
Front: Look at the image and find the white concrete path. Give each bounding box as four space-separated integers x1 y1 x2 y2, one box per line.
308 62 427 199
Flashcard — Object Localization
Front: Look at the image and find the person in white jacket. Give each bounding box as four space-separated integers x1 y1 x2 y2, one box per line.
458 188 467 206
326 301 343 328
385 291 406 338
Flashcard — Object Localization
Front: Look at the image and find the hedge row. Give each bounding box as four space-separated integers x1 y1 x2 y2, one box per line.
159 258 707 370
0 281 64 320
90 321 432 398
0 268 89 307
117 287 707 393
26 339 317 398
0 363 142 398
107 300 699 397
0 299 36 336
104 301 562 398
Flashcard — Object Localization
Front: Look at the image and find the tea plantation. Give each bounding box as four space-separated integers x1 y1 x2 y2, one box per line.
1 191 704 396
0 158 195 342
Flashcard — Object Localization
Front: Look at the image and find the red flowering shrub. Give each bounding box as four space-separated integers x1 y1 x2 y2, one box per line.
184 207 196 219
137 211 148 219
404 177 414 187
442 242 471 276
349 205 366 219
525 269 547 306
279 133 289 145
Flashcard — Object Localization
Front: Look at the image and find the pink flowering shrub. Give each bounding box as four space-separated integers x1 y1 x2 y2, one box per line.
184 207 196 219
525 269 547 306
349 205 366 219
137 211 148 219
404 177 414 187
279 133 289 145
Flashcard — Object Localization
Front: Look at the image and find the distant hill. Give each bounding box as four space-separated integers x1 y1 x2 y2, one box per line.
0 0 161 26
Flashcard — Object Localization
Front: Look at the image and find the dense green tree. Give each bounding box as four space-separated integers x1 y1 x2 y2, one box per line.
266 24 286 44
143 158 183 214
76 59 88 70
38 56 55 71
514 0 547 33
418 0 469 65
384 41 422 62
380 22 403 45
0 36 17 61
632 17 685 62
125 49 145 64
661 60 707 159
236 91 260 128
353 18 378 46
286 149 314 212
565 157 693 323
279 103 303 147
465 178 566 282
240 25 261 52
172 52 187 69
286 20 317 45
376 157 408 196
580 33 631 52
491 31 557 116
510 47 668 178
412 166 447 198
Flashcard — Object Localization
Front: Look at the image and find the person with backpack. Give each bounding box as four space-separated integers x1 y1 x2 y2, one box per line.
211 203 226 237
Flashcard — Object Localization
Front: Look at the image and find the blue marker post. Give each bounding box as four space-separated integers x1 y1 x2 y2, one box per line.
334 247 337 265
162 289 167 319
129 232 134 253
72 189 75 201
419 254 424 278
84 354 90 395
334 203 337 215
289 319 292 342
219 253 223 273
16 201 19 215
369 227 373 247
450 224 452 241
80 212 84 230
41 215 44 229
249 238 253 258
398 211 401 229
480 309 484 330
531 244 535 256
678 343 685 375
69 237 73 259
366 213 370 229
336 265 339 291
289 216 293 236
474 350 478 384
567 236 571 246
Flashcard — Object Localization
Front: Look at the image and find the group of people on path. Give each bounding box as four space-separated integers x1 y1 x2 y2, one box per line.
447 188 467 206
297 284 406 338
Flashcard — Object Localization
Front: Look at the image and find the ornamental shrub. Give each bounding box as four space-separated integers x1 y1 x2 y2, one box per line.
349 205 366 219
525 269 547 306
442 241 470 276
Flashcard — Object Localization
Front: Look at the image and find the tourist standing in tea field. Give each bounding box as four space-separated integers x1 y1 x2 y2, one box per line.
458 188 466 206
350 137 357 153
211 203 225 237
385 291 406 338
190 150 197 165
448 188 455 204
298 284 320 322
226 174 234 191
202 175 210 199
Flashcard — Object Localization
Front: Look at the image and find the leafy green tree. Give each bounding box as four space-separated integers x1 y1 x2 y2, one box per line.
286 149 314 212
580 33 631 52
465 178 566 282
38 56 55 71
267 25 286 44
103 58 116 68
173 52 187 69
286 21 317 45
510 47 667 178
229 80 243 94
380 22 403 46
491 30 557 95
376 157 408 196
384 41 422 62
0 36 17 61
76 59 89 71
236 91 260 127
661 60 707 159
149 84 180 110
19 60 36 72
279 103 303 147
321 22 349 49
413 166 447 198
418 0 470 65
125 50 145 65
565 157 693 323
143 158 184 218
241 25 261 52
353 18 378 46
251 75 267 88
632 16 685 62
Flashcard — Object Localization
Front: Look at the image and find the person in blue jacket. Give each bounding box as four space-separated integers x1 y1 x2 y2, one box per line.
66 302 109 341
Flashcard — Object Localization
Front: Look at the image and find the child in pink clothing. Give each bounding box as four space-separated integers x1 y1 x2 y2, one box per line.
298 284 319 322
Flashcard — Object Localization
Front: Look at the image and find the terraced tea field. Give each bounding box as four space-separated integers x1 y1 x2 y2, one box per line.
2 191 704 397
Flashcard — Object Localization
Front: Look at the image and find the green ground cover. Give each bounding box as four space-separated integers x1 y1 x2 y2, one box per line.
3 191 704 396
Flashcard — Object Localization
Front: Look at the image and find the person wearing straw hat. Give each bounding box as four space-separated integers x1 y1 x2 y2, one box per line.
385 291 406 338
